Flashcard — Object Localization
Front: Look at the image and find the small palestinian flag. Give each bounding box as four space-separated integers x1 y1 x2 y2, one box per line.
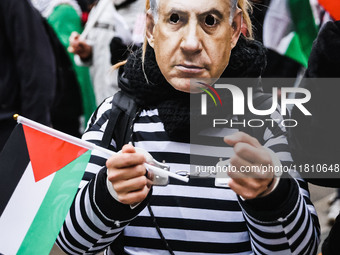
0 122 96 255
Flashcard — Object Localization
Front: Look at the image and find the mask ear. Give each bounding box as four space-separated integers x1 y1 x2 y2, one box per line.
146 11 156 48
230 9 242 49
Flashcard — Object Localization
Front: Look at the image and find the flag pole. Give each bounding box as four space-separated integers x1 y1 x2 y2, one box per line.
79 0 114 40
13 115 189 183
14 114 113 157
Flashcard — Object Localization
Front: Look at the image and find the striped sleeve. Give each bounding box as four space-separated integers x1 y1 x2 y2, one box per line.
56 97 148 254
238 110 320 254
239 178 320 255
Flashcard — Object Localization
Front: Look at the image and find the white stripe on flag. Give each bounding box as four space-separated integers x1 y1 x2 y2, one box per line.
276 32 295 55
0 162 54 255
263 0 291 53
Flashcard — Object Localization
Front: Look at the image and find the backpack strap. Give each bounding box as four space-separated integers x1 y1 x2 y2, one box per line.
101 91 139 253
100 91 140 150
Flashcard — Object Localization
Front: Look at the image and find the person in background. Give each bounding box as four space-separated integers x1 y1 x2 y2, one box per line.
31 0 97 128
69 0 145 105
56 0 320 254
75 0 93 24
0 0 56 152
289 20 340 255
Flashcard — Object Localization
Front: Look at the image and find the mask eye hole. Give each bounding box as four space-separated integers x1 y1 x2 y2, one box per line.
170 13 180 24
205 14 216 26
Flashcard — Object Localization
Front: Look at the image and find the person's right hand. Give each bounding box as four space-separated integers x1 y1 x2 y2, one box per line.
68 31 92 60
106 144 153 205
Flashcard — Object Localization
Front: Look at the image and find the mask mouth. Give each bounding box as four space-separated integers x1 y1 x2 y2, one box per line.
175 65 205 75
178 64 204 69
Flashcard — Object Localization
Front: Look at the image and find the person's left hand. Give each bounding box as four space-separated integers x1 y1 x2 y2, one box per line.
224 132 276 200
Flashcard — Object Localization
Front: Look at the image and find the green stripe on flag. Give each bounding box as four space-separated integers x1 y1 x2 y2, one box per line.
17 150 91 255
285 33 309 67
288 0 319 67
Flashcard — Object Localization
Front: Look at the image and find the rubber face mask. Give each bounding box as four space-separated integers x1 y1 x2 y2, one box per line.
146 0 241 93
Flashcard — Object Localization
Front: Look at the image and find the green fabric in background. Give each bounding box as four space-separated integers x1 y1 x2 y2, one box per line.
48 4 97 125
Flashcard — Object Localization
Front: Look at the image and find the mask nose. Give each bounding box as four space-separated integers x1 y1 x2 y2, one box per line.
180 22 202 54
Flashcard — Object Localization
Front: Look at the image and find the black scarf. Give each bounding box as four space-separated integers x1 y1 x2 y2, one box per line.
119 35 266 141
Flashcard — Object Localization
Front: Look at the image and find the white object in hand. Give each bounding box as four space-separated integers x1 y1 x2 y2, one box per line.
215 159 231 188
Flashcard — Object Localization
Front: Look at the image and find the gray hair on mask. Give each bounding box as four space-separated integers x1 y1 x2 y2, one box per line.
149 0 238 23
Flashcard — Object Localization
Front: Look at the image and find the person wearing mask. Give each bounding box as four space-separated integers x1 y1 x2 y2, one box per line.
57 0 320 254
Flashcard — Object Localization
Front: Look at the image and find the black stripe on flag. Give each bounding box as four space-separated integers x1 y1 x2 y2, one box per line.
0 124 30 217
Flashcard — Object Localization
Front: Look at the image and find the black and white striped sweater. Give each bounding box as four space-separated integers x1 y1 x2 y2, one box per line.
56 96 320 255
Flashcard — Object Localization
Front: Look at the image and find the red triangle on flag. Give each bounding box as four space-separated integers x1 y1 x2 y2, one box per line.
23 125 88 182
318 0 340 20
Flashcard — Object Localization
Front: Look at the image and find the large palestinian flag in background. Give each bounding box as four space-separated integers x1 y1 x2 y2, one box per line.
0 123 92 255
263 0 330 68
